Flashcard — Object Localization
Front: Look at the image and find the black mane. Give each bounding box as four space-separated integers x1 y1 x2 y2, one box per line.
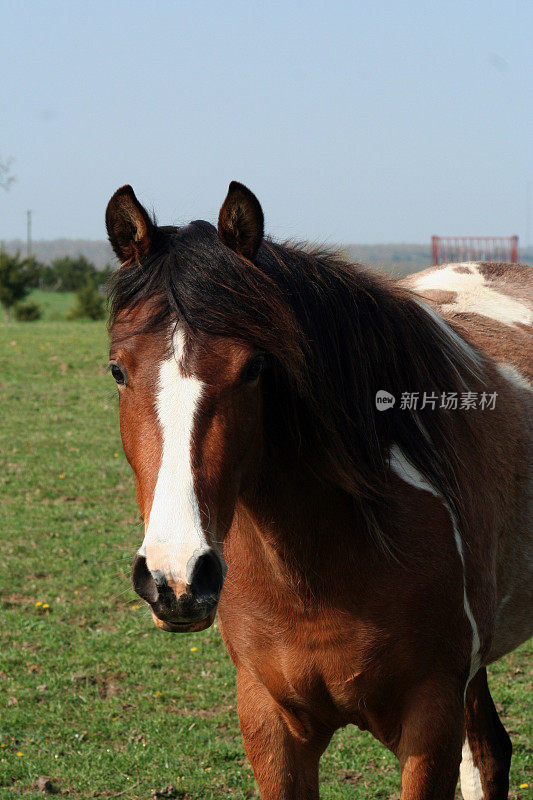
108 222 482 550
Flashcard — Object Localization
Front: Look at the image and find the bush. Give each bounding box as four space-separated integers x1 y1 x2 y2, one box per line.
67 283 106 320
14 301 42 321
0 252 38 319
50 255 98 292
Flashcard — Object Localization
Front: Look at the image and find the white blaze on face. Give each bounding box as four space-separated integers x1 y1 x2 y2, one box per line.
141 329 208 583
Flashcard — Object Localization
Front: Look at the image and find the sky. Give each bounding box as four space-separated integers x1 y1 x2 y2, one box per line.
1 0 532 246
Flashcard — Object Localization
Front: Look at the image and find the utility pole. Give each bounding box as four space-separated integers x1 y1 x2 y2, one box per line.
26 209 32 258
527 181 532 248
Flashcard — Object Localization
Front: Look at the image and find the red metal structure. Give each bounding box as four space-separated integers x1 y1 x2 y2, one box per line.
431 236 519 266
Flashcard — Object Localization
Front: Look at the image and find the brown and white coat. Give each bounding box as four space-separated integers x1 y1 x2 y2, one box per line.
106 183 532 800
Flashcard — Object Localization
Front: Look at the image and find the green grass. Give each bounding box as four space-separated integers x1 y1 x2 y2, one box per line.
0 317 531 799
25 290 76 320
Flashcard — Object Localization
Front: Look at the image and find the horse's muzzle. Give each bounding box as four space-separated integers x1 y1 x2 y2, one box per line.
131 548 223 633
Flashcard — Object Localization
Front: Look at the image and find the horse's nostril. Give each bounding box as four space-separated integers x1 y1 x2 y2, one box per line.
131 549 222 629
131 553 158 604
187 549 224 601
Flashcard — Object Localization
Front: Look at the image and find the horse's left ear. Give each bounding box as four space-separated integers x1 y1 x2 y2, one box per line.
106 185 154 263
218 181 264 262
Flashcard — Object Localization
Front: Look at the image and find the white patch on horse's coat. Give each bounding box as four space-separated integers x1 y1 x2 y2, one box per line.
389 447 481 683
389 448 438 496
415 263 532 328
497 362 532 392
460 738 484 800
140 329 208 582
415 298 482 381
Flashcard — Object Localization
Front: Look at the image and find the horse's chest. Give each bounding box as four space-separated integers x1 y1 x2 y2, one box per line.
219 604 403 738
261 645 373 725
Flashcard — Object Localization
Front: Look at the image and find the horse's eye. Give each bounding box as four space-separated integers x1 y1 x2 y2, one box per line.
242 355 265 385
110 363 126 386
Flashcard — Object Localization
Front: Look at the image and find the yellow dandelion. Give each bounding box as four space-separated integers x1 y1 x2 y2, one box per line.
59 473 66 479
154 691 162 697
113 453 119 458
35 601 42 607
112 717 118 722
520 784 529 789
190 646 198 652
16 751 23 757
42 603 49 609
0 743 6 748
131 604 139 610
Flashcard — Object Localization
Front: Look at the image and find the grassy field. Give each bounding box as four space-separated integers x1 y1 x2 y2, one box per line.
25 290 76 321
0 302 531 799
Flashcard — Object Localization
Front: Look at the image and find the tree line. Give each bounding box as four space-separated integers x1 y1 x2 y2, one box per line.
0 252 113 321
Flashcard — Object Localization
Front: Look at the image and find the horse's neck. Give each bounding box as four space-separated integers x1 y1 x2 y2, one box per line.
234 461 375 594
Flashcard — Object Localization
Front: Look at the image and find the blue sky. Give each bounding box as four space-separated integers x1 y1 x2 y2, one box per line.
1 0 532 245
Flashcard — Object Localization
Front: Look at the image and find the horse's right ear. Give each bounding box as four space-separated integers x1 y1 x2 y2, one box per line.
106 185 154 263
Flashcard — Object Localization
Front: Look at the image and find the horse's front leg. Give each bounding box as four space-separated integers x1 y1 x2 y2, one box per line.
397 680 465 800
236 667 331 800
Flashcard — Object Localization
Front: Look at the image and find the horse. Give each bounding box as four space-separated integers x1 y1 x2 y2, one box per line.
105 181 532 800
